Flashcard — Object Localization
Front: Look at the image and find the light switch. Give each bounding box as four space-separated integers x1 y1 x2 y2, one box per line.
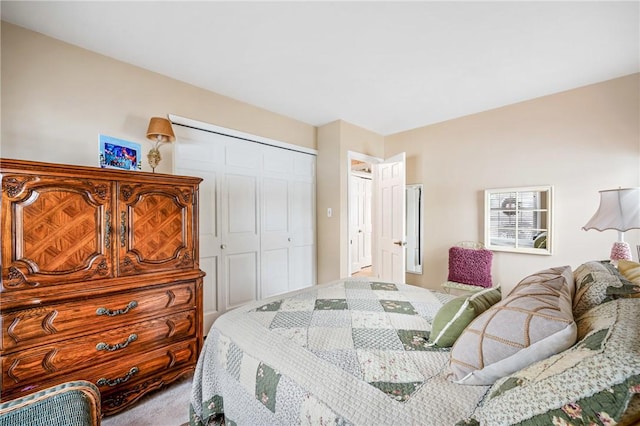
327 208 332 218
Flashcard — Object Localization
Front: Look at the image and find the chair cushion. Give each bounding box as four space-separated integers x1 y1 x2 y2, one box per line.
428 286 502 348
449 265 576 385
447 246 493 288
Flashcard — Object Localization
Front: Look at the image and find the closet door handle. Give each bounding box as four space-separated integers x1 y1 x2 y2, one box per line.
221 244 226 249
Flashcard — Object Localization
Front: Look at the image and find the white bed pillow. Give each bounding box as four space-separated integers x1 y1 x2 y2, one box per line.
449 265 576 385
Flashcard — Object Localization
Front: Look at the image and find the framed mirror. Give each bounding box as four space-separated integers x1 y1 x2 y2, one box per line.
406 184 423 273
484 185 553 255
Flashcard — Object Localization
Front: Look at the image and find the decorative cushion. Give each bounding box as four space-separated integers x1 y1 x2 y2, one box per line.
428 287 502 348
466 298 640 426
618 260 640 285
447 246 493 288
449 266 576 385
573 261 630 316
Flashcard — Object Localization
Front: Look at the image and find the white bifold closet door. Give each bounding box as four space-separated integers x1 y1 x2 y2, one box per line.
173 122 316 334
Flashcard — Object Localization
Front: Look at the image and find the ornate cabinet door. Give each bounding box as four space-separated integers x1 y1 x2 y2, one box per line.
1 174 116 289
117 182 196 276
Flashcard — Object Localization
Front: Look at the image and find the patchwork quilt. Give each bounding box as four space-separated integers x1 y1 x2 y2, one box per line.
189 278 489 425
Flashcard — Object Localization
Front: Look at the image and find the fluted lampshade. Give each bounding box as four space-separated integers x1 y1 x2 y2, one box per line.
146 117 175 143
583 187 640 262
583 188 640 232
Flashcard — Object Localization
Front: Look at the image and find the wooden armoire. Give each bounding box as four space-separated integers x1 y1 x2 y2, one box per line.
0 158 204 415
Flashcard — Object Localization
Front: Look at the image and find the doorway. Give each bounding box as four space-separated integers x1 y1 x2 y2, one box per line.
347 151 407 283
349 158 373 277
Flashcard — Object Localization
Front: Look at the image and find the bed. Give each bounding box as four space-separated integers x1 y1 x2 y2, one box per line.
189 261 640 425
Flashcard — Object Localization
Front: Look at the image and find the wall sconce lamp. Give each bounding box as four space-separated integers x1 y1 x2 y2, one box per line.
146 117 175 172
582 187 640 264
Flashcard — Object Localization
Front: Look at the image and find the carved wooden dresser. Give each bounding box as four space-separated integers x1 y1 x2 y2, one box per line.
0 158 204 415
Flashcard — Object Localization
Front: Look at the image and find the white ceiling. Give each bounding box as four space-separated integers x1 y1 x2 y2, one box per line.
2 1 639 135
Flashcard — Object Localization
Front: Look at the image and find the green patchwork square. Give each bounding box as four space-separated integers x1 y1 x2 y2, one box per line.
380 300 417 315
371 282 398 291
369 381 421 402
255 362 281 412
255 300 283 312
396 330 431 351
578 328 609 351
489 377 523 399
607 282 640 298
200 394 224 420
315 299 348 310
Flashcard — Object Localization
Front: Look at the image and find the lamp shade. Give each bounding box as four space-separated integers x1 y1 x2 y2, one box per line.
146 117 175 143
582 187 640 232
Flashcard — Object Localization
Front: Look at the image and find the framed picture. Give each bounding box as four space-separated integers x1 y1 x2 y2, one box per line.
99 135 142 171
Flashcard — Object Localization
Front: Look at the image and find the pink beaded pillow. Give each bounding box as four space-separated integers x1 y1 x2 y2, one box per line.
448 246 493 288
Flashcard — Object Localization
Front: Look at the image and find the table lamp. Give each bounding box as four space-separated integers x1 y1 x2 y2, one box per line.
582 187 640 264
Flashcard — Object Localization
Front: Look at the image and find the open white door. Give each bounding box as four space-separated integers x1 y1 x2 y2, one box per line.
373 153 406 283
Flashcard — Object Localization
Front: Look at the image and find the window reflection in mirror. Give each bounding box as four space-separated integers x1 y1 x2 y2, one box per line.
484 186 553 255
406 184 423 273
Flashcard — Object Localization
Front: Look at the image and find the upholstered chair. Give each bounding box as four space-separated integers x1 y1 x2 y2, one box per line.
442 241 495 295
0 381 101 426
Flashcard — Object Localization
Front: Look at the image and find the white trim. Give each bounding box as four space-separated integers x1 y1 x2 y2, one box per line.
484 185 553 256
168 114 318 156
352 171 372 180
348 151 382 166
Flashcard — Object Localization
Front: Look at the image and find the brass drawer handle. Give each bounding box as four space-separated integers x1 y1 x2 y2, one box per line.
105 210 112 249
120 211 127 247
97 367 139 387
96 301 138 317
96 334 137 352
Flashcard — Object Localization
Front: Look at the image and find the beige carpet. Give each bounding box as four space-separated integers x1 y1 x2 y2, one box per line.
102 375 192 426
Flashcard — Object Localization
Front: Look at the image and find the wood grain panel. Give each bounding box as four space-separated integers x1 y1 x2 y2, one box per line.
118 183 195 276
1 174 115 289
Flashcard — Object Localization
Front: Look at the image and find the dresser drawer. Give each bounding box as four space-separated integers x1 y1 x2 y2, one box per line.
90 339 196 397
1 280 197 352
1 309 196 392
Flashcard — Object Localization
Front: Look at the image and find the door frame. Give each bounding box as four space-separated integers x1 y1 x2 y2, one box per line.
347 151 382 276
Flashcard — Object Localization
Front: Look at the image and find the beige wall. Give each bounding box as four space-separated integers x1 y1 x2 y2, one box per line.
3 23 639 294
386 74 640 294
1 22 316 173
316 120 384 283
